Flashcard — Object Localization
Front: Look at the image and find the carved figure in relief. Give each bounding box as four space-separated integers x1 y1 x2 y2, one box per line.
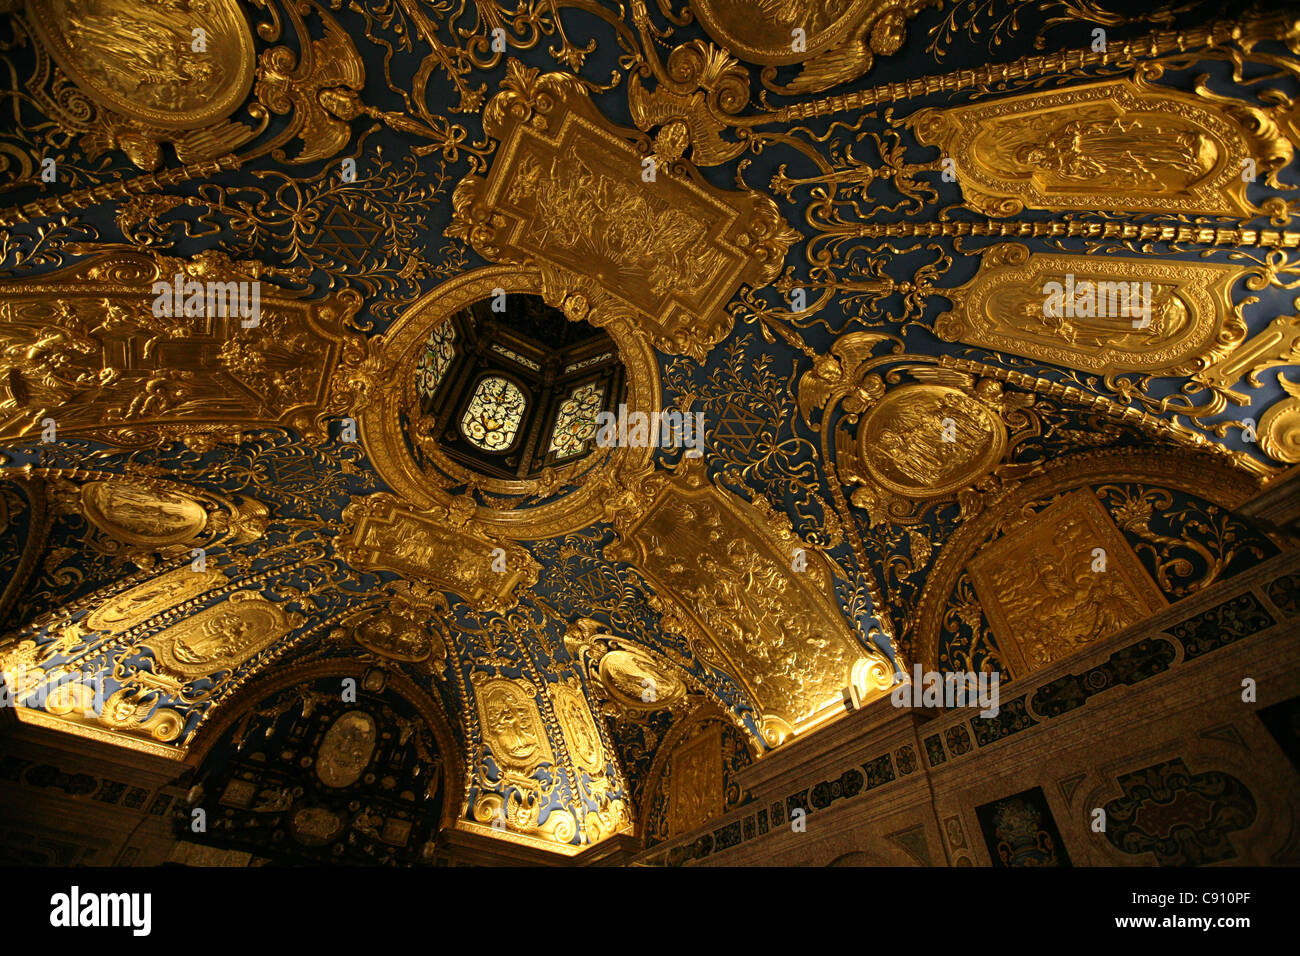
1014 113 1216 192
982 514 1150 668
482 682 545 768
0 313 102 417
553 686 602 772
872 396 989 488
509 153 726 297
56 0 223 107
94 486 202 538
989 283 1189 348
171 610 260 666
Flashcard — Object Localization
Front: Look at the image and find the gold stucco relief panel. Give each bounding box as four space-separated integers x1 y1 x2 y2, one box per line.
607 459 893 747
966 489 1167 678
935 243 1243 376
447 61 797 362
667 723 722 837
909 79 1291 219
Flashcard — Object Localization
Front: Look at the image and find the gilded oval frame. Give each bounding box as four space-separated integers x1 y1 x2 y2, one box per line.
689 0 877 65
359 266 661 540
27 0 256 130
858 383 1008 498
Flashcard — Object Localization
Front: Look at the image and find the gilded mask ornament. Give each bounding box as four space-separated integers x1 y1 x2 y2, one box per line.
32 682 186 747
350 611 445 668
686 0 938 93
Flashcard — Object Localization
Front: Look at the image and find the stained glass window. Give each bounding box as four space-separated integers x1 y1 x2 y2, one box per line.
548 382 605 459
460 376 527 451
415 320 456 400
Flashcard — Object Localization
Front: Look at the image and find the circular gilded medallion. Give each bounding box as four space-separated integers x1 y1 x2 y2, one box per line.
29 0 256 130
859 384 1007 497
599 649 685 710
690 0 874 64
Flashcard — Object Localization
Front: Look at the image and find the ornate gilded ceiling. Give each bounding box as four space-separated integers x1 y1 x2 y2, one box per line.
0 0 1297 856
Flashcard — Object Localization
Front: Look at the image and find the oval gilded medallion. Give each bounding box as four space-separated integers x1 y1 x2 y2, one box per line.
81 480 208 546
149 590 291 678
551 682 604 774
290 807 344 846
28 0 256 130
86 566 227 634
690 0 875 64
316 711 377 789
353 612 432 663
859 384 1007 497
475 676 551 775
599 649 685 710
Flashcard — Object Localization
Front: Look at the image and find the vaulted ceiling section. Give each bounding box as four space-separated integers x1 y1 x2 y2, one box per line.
0 0 1297 856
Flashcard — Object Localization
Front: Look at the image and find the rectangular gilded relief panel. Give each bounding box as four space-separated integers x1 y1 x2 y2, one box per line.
966 489 1166 679
449 63 795 360
0 250 360 446
667 724 723 837
338 494 539 612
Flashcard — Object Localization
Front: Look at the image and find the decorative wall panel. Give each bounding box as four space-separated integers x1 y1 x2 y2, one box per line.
966 490 1167 679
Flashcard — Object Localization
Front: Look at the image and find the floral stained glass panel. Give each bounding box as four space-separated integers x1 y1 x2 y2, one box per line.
548 383 605 459
460 376 527 451
416 320 456 400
